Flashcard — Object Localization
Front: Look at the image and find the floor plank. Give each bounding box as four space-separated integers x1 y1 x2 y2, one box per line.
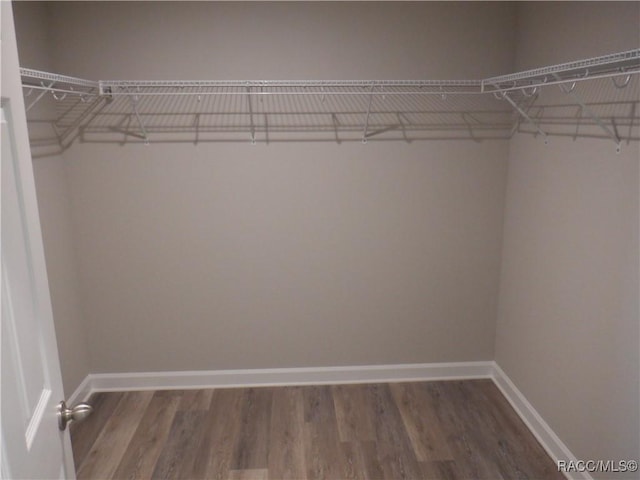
389 382 453 462
367 384 423 480
111 391 181 479
177 388 214 411
231 387 273 470
302 386 345 480
472 380 565 479
76 391 154 480
335 441 363 480
425 381 507 479
268 387 306 479
151 410 208 479
339 440 384 480
420 460 461 480
332 384 377 442
70 391 124 470
71 380 565 480
227 469 269 480
190 388 244 479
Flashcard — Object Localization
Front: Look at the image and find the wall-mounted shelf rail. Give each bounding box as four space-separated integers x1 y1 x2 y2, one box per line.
20 49 640 152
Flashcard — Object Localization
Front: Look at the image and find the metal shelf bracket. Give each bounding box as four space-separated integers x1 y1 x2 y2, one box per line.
25 81 55 112
552 73 620 150
362 84 375 144
246 84 256 144
496 88 548 144
127 90 149 145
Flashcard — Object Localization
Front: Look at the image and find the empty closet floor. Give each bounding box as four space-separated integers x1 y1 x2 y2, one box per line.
70 380 563 479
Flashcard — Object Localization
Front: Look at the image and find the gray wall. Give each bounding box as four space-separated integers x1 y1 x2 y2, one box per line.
13 2 90 397
47 2 515 80
44 1 514 373
64 140 508 372
495 2 640 476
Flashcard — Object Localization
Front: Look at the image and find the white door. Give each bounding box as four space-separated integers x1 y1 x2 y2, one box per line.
1 2 76 478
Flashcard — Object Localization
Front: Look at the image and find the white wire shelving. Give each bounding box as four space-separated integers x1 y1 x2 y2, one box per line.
483 49 640 92
20 49 640 152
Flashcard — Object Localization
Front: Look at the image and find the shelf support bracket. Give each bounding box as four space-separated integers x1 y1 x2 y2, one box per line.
552 73 620 150
362 84 375 144
510 94 537 138
246 85 256 144
331 113 341 144
497 88 548 143
120 115 133 146
510 117 521 138
193 113 200 145
611 117 620 143
461 113 480 143
396 113 410 143
573 105 583 141
127 91 149 145
58 96 107 146
26 82 55 112
627 102 636 146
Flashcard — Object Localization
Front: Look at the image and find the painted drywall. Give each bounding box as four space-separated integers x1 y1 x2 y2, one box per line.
48 2 515 80
513 1 640 70
12 2 91 398
496 2 640 476
63 140 508 372
40 2 515 373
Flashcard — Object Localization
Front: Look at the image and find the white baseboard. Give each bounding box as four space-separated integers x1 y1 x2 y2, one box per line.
69 360 586 480
82 361 493 395
490 363 591 480
67 374 93 406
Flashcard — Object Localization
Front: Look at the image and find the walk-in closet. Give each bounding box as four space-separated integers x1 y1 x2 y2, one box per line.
2 2 638 479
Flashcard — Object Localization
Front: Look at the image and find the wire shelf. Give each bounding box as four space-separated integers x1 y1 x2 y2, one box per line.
21 68 99 89
483 49 640 87
99 79 482 95
20 48 640 150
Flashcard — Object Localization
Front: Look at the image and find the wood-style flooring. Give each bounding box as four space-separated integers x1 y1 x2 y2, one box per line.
70 380 564 479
